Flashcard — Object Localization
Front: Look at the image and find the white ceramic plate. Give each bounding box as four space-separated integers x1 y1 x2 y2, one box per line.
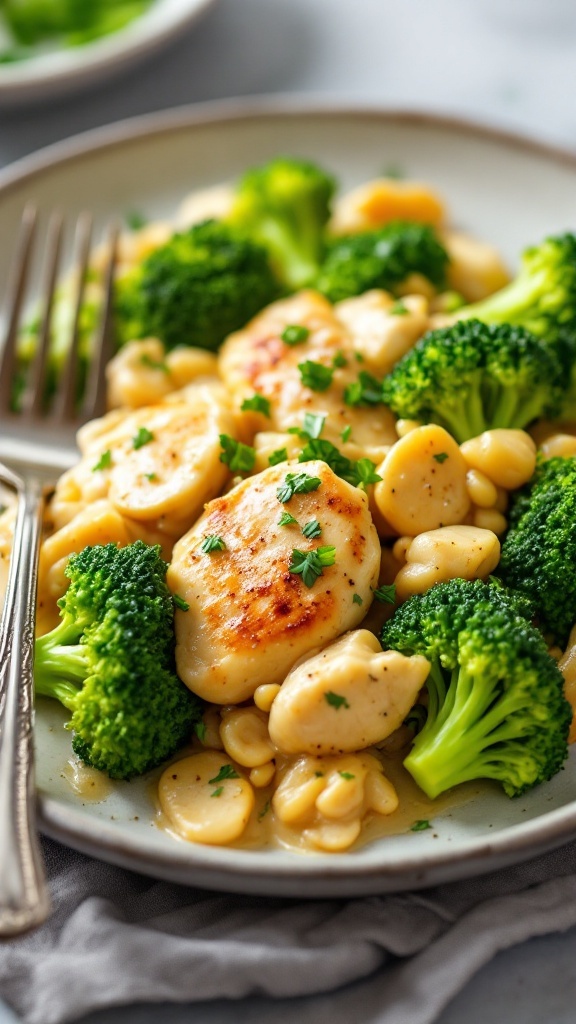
0 0 217 106
3 100 576 897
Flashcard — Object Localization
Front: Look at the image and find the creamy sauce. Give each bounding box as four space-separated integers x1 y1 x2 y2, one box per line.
62 757 114 802
154 743 483 853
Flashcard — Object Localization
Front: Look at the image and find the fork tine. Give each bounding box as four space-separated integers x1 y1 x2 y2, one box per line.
0 204 37 413
22 211 64 417
52 211 93 422
81 221 119 421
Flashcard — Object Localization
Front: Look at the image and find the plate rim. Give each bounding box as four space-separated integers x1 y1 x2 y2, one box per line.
6 96 576 892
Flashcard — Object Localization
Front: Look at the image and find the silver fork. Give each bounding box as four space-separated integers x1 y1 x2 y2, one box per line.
0 207 118 936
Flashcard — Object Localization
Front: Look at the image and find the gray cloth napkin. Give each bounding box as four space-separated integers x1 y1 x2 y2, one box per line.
3 836 576 1024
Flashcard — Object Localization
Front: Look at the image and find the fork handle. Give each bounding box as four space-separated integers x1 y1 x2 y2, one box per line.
0 475 50 935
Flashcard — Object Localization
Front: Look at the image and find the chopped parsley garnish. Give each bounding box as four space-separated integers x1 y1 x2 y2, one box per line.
355 458 383 488
278 511 299 527
132 427 154 450
209 764 240 784
373 583 397 604
339 771 355 780
92 449 112 472
302 412 326 438
302 518 322 539
211 787 224 798
258 800 271 821
390 300 409 315
324 691 350 710
340 425 352 443
314 771 325 777
332 350 347 369
219 434 256 473
0 504 6 516
144 472 157 482
276 471 322 503
200 535 227 554
125 210 148 230
281 324 310 346
289 546 336 588
433 452 449 464
382 162 405 179
352 593 363 606
269 448 288 466
241 394 271 417
298 360 334 392
140 354 169 373
297 438 380 491
410 819 433 832
344 370 383 407
194 721 207 743
173 594 190 611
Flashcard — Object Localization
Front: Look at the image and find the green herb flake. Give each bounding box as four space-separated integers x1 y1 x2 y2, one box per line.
140 354 169 373
344 370 383 408
339 771 355 780
0 504 7 516
352 593 363 606
269 448 289 467
332 350 347 369
125 210 148 231
132 427 154 450
241 394 271 417
219 434 256 473
92 449 112 472
173 594 190 612
340 425 352 443
298 360 334 392
211 786 224 798
258 800 271 821
276 471 322 504
144 472 157 482
278 511 299 527
410 819 433 832
289 546 336 588
324 691 350 710
314 771 325 777
390 301 409 316
356 458 383 488
194 721 207 743
200 535 227 554
209 764 240 784
302 412 326 439
281 324 310 346
433 452 449 464
373 583 397 605
302 518 322 539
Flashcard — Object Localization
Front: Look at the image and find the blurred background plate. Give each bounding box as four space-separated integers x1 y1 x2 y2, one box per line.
2 100 576 896
0 0 218 106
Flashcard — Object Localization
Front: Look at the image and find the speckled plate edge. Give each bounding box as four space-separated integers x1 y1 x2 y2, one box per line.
3 97 576 895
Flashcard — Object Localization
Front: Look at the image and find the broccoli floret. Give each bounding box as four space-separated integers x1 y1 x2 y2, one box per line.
226 156 336 290
315 221 449 303
498 456 576 645
114 219 280 352
381 578 571 799
381 319 565 443
457 232 576 415
34 541 201 780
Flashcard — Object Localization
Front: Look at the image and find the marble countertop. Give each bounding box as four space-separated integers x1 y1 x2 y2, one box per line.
2 2 576 1021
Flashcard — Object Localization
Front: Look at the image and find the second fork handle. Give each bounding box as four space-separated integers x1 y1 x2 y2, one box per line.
0 475 50 936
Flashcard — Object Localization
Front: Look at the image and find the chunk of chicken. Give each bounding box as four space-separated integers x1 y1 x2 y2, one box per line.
168 460 381 704
50 386 236 539
219 291 398 456
335 291 431 375
268 629 429 755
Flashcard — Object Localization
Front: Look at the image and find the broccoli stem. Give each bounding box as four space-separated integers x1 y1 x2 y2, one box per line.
34 619 88 708
462 266 548 331
432 385 487 443
404 668 536 798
